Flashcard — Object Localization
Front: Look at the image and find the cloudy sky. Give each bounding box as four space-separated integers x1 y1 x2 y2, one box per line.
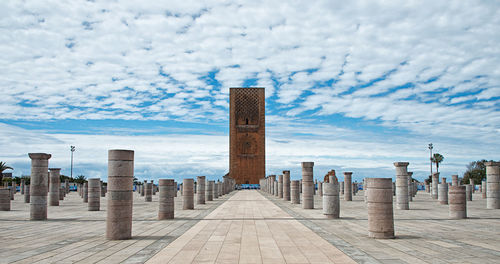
1 0 498 182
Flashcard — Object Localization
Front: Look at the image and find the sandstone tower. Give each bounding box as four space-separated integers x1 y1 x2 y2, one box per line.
229 88 265 184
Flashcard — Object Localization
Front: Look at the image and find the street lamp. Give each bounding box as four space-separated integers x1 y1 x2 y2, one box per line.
428 143 433 177
70 146 75 179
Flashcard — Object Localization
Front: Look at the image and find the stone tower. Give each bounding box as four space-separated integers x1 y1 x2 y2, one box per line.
229 88 265 184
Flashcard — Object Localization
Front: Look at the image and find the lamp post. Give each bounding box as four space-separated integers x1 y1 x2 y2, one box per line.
428 143 433 178
70 146 75 179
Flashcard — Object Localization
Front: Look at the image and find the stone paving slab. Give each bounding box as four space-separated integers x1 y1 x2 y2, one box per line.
265 190 500 264
0 190 231 264
146 190 357 264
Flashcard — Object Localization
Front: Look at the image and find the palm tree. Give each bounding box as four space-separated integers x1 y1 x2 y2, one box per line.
0 161 14 183
431 153 444 173
74 175 86 184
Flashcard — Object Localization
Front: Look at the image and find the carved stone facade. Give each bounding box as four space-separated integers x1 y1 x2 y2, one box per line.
229 88 265 184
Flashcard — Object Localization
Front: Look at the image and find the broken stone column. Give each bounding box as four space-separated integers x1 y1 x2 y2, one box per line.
274 180 278 197
151 180 156 195
291 180 300 204
106 149 134 240
101 182 106 197
141 180 146 197
302 162 314 209
394 162 409 210
278 174 283 198
470 178 475 193
24 185 30 203
145 182 152 202
158 179 175 219
283 170 290 201
29 153 51 220
425 182 430 193
366 178 394 239
438 178 448 205
9 185 14 200
88 178 101 211
59 187 64 200
432 173 439 199
0 189 10 211
465 184 473 201
174 181 177 197
482 180 487 199
83 182 88 203
183 179 194 209
485 161 500 209
323 176 339 218
299 179 302 194
340 181 344 195
65 179 69 194
318 181 323 197
213 182 219 199
452 175 459 186
197 176 206 204
21 179 25 195
449 185 467 219
407 172 413 202
48 168 60 206
206 180 214 201
344 172 352 201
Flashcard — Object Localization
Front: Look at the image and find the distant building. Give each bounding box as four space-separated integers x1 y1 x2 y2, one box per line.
229 88 265 184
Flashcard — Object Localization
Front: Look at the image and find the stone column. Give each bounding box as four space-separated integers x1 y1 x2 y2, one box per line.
482 181 487 199
291 180 300 204
83 182 88 203
344 172 352 201
323 177 339 218
9 185 14 200
88 178 101 211
340 181 344 195
106 149 134 240
274 181 278 197
174 181 177 197
425 182 430 193
394 162 409 210
48 168 61 206
392 182 396 196
183 179 194 209
278 175 283 198
141 180 146 196
465 184 473 201
206 180 213 201
452 175 459 186
485 161 500 209
59 187 64 200
314 179 317 195
432 173 439 199
145 182 152 202
470 179 475 193
299 179 302 194
283 170 290 201
366 178 394 239
24 185 30 203
197 176 206 204
438 178 448 205
449 185 466 219
101 182 106 197
21 179 25 195
213 182 219 199
151 180 155 195
29 153 51 220
407 172 413 202
0 189 10 211
318 182 323 197
159 179 175 219
65 179 69 194
302 162 314 209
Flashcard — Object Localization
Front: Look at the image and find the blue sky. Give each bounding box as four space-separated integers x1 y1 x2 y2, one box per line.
0 0 499 183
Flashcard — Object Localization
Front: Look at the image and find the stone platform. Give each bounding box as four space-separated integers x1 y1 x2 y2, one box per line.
0 189 499 263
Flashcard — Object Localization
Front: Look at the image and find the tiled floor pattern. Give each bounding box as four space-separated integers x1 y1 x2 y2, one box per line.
146 190 356 264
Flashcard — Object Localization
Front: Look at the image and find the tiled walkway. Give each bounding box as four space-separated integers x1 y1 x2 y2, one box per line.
146 190 355 264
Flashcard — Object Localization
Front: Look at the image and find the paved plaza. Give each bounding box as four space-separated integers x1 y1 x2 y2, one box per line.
1 189 499 263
